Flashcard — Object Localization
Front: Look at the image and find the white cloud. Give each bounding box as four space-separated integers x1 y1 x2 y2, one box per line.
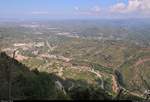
127 0 141 12
73 0 150 18
74 6 101 16
110 0 150 15
92 6 101 12
110 3 126 13
74 6 79 11
31 11 49 15
140 0 150 14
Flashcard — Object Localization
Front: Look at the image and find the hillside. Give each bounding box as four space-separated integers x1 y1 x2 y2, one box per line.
0 52 115 100
118 49 150 94
0 52 146 100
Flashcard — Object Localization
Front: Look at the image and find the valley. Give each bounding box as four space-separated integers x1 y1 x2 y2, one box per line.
0 20 150 100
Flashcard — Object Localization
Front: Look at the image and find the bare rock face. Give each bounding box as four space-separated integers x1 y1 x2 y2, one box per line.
55 80 66 95
143 90 150 100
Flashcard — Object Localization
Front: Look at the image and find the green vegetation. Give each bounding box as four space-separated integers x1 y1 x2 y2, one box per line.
0 52 114 100
0 20 150 100
91 63 113 74
118 50 150 94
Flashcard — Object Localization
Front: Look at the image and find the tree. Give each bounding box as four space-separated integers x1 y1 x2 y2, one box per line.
0 33 4 51
8 50 17 101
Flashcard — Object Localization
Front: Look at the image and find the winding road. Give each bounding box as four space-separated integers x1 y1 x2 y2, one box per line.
89 69 104 89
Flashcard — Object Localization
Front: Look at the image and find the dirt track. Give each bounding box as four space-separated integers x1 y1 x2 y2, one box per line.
134 57 150 67
112 75 119 93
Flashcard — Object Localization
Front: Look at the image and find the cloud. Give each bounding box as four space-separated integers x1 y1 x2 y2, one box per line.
92 6 101 12
74 1 150 18
110 0 150 15
139 0 150 14
74 6 79 11
31 11 49 15
110 3 126 13
74 6 101 16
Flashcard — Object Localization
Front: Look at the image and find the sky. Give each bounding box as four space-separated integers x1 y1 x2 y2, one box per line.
0 0 150 20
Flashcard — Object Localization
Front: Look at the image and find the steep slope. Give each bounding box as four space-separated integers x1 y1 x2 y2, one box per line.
118 50 150 95
0 52 113 100
0 52 69 100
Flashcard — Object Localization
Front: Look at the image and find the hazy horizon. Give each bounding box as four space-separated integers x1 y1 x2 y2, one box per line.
1 0 150 20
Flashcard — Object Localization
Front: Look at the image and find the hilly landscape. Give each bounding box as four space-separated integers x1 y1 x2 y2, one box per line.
0 19 150 101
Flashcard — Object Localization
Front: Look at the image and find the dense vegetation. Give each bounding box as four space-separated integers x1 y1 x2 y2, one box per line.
0 52 114 100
